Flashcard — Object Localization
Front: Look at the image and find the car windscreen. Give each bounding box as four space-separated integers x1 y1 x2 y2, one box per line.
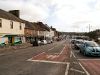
86 42 99 47
75 41 83 44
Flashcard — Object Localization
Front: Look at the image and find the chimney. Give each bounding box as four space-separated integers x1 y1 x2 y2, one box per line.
9 10 20 18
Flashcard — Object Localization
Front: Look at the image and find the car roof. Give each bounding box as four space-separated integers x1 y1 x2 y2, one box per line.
84 40 96 43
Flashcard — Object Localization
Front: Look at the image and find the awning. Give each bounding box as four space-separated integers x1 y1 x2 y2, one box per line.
3 35 18 37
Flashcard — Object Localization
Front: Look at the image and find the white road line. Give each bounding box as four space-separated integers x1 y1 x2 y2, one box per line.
70 51 72 58
59 47 65 55
27 59 68 64
72 51 76 58
48 46 55 51
79 62 90 75
70 68 85 74
78 59 100 61
65 63 70 75
33 52 45 58
48 43 62 51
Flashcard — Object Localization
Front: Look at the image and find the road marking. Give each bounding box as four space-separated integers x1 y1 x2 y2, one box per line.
33 52 45 58
79 62 90 75
78 59 100 60
58 46 65 56
48 46 55 51
70 68 85 74
73 62 78 64
48 43 62 51
72 51 76 58
70 51 72 58
27 58 68 64
65 63 70 75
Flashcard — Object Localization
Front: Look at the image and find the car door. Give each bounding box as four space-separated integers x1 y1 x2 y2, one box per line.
80 43 85 53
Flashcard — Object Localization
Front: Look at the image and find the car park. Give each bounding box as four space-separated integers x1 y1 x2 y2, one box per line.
79 41 100 56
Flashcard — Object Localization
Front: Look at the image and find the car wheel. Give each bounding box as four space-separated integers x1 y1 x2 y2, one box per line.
80 50 82 53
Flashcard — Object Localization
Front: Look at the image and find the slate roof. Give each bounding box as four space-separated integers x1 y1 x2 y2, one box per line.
33 22 50 31
23 20 35 30
0 9 23 22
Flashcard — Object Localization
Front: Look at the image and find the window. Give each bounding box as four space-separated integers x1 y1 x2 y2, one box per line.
10 21 13 29
20 23 22 30
0 19 2 28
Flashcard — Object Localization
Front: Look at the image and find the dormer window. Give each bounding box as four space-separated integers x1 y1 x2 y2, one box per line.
10 21 13 29
0 19 2 28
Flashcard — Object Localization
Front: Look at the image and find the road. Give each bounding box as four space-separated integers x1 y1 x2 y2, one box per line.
0 39 100 75
0 40 69 75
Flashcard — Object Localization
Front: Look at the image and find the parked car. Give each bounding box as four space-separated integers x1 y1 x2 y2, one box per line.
41 40 47 45
38 40 42 45
13 40 22 45
79 41 100 56
71 39 77 44
0 42 6 47
47 40 53 44
74 40 84 49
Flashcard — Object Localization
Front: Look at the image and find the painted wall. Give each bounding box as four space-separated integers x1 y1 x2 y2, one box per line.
0 18 25 35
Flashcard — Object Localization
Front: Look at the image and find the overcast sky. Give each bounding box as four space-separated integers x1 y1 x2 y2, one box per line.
0 0 100 32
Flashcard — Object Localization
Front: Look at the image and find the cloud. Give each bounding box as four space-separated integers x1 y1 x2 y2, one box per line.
0 0 100 32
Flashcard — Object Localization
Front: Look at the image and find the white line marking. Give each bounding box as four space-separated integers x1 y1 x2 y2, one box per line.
59 47 65 55
72 51 76 58
48 47 55 51
70 68 85 74
27 58 68 64
70 51 72 58
78 59 100 61
65 63 70 75
48 43 61 51
79 62 90 75
33 52 45 58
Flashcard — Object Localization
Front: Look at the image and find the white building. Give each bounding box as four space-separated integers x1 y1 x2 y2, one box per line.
0 9 25 45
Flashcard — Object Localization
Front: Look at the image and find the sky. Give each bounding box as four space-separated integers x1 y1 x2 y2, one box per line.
0 0 100 32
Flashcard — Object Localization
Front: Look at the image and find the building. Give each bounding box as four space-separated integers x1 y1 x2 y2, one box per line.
33 22 50 40
23 20 36 43
0 9 25 45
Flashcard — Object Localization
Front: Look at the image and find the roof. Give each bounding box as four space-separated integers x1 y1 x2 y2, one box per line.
0 9 23 22
23 20 35 30
33 22 50 31
51 27 56 31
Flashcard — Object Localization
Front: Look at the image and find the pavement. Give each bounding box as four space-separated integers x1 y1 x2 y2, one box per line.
0 39 100 75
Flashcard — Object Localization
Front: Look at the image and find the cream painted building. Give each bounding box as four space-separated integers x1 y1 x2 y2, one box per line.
0 9 25 45
0 18 25 35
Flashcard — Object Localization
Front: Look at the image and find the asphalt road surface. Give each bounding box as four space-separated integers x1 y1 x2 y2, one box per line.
0 39 100 75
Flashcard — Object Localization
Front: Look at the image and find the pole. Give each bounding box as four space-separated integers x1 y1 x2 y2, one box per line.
89 24 90 32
